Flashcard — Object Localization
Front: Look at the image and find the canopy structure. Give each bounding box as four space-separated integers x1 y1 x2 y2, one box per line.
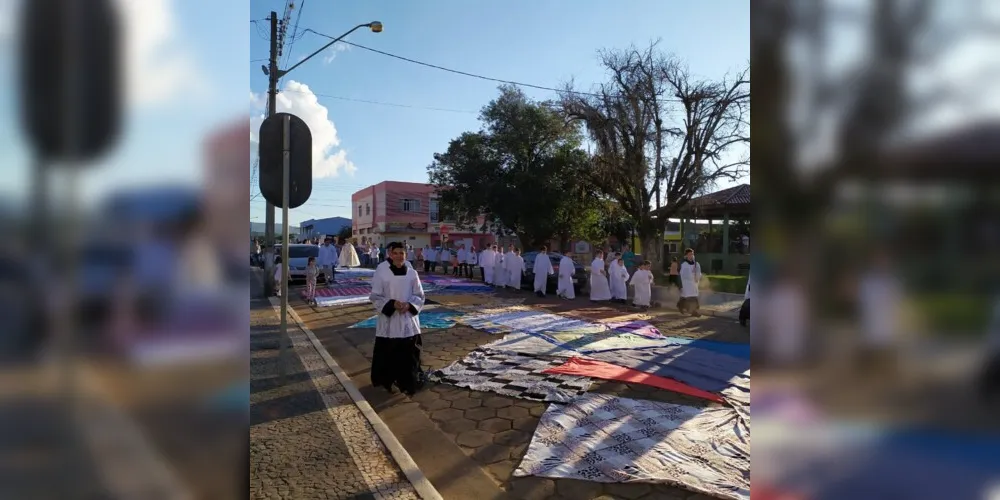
673 184 751 275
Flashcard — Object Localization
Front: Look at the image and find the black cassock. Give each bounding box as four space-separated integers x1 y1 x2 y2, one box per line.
369 261 426 395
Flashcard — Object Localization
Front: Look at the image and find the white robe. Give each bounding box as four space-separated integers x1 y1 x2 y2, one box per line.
679 259 702 298
533 253 554 294
369 261 426 338
339 242 361 268
504 252 523 289
481 250 495 283
589 258 612 301
557 256 576 299
630 269 654 306
493 252 506 287
609 261 630 300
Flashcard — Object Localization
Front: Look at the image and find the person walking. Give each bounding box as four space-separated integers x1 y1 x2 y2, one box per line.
678 248 702 315
532 246 554 297
318 237 338 285
668 257 681 290
589 251 612 302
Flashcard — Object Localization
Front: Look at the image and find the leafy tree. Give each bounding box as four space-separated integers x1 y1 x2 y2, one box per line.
562 42 749 270
428 86 602 249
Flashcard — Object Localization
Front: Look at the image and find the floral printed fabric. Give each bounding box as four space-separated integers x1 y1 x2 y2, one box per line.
514 393 749 500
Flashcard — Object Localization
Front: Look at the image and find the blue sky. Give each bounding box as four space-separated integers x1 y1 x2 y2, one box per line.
250 0 750 225
0 0 247 211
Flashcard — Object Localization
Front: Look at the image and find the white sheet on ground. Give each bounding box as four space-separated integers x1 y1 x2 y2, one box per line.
514 393 749 500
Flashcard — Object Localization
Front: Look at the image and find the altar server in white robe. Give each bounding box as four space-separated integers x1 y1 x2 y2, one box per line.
492 245 506 288
339 239 361 268
505 247 525 291
629 260 654 308
609 254 630 303
557 252 576 299
678 248 703 315
533 246 554 297
589 251 612 302
481 246 495 284
368 242 427 395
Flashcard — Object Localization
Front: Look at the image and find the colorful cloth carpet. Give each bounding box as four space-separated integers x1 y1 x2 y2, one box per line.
514 394 749 500
428 348 593 403
348 310 463 330
312 286 372 297
541 357 724 403
458 310 669 353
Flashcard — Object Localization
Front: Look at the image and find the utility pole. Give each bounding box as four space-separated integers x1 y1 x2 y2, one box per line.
263 11 278 296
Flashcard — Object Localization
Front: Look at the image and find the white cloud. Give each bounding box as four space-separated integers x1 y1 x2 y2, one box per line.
118 0 208 107
0 0 205 108
249 81 356 178
322 42 351 64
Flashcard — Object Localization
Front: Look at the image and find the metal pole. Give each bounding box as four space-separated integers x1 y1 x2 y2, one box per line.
278 115 291 382
263 11 278 297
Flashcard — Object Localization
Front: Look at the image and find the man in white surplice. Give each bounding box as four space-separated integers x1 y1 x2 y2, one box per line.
533 246 554 297
504 246 524 291
368 241 427 395
480 245 495 284
492 245 506 288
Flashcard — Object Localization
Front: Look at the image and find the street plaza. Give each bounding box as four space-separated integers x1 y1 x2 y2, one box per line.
296 267 749 500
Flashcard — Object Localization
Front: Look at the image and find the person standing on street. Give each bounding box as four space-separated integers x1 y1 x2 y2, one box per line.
609 254 630 304
678 248 702 315
456 245 468 277
318 237 338 285
369 241 427 395
533 246 554 297
465 246 478 279
407 245 416 267
493 245 506 289
622 245 636 274
630 260 654 309
422 245 432 273
668 257 681 290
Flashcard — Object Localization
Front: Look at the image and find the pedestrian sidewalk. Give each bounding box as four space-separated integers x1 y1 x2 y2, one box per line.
250 297 438 499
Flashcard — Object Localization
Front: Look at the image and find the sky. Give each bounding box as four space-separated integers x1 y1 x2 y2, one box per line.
0 0 248 213
249 0 751 226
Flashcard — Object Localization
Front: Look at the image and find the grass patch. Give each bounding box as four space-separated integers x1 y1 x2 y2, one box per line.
705 275 748 295
913 294 993 334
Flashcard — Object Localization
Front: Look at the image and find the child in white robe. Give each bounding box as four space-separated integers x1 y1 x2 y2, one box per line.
629 260 654 308
609 255 630 303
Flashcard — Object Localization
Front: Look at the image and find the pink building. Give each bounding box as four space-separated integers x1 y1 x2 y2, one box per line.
351 181 494 250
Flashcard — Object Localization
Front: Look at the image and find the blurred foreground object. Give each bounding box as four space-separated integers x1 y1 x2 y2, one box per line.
752 0 1000 497
18 0 121 162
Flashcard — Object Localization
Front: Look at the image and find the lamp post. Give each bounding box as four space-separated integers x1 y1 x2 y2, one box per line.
262 18 382 296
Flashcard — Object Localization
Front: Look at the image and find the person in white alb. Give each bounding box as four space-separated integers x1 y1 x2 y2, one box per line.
406 245 416 267
608 254 630 303
368 242 427 395
557 251 576 299
678 248 702 315
492 245 506 288
629 260 654 309
532 246 554 297
481 245 494 284
505 247 525 291
589 251 612 302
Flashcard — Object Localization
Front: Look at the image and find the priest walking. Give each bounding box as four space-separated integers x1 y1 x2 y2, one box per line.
369 241 427 395
533 246 554 297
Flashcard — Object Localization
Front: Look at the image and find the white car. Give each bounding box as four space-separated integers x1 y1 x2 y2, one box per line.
273 244 326 282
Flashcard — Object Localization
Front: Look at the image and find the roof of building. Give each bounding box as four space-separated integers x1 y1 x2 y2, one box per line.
689 183 750 207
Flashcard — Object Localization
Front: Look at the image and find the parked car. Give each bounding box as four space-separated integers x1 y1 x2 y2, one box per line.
273 244 327 283
520 252 588 295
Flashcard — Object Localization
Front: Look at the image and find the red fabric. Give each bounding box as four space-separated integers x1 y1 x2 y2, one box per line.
541 357 725 403
752 485 806 500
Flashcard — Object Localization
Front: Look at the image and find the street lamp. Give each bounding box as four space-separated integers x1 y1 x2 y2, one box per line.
278 21 384 77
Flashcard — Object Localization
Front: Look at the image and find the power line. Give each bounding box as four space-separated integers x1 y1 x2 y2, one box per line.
302 28 605 98
278 87 478 114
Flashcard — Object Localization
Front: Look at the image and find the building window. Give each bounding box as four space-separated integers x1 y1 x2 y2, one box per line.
429 199 439 223
366 203 370 215
358 205 363 216
402 199 421 212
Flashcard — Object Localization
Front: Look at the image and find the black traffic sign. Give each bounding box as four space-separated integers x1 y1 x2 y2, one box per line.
258 113 313 209
19 0 121 162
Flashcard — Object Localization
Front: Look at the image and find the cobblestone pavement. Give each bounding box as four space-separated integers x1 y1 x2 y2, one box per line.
251 298 420 500
292 272 748 500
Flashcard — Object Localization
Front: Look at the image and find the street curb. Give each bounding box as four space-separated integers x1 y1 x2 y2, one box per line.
269 297 444 500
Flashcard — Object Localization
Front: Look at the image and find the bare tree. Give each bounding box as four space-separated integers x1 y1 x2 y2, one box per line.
562 42 749 269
